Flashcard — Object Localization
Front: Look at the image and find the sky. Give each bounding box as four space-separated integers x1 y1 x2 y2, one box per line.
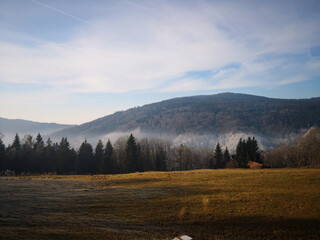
0 0 320 125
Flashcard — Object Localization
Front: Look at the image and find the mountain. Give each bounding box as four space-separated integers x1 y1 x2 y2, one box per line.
0 117 75 144
52 93 320 149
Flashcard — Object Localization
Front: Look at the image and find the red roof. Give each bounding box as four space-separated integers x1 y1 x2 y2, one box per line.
247 161 263 169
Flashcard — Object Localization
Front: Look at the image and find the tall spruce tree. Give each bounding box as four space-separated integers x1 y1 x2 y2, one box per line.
95 140 105 174
44 138 56 172
78 140 95 174
0 138 6 171
222 147 231 167
56 137 76 174
105 139 116 173
34 133 45 172
7 134 22 173
125 134 138 173
246 137 262 163
214 143 223 168
235 138 247 168
12 133 21 151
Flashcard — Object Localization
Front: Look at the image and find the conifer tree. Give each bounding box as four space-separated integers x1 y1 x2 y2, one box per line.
222 147 231 167
7 134 22 172
0 138 6 171
34 133 45 172
56 137 75 174
95 140 105 173
12 133 21 151
125 134 138 173
235 137 262 167
44 138 56 172
247 137 262 163
235 138 247 168
78 140 95 174
214 143 223 168
105 139 116 173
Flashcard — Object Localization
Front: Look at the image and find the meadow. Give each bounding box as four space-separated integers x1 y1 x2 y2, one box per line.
0 169 319 239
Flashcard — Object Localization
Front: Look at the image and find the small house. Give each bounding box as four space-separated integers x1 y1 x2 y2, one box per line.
247 161 263 169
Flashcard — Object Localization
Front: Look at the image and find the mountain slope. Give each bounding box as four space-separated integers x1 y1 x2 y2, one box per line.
53 93 320 139
0 117 75 142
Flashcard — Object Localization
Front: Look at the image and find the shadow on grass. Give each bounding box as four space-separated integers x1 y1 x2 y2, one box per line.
105 177 163 186
166 216 320 240
1 216 319 240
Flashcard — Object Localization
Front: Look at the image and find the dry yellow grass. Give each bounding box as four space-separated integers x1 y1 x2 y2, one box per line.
0 169 320 239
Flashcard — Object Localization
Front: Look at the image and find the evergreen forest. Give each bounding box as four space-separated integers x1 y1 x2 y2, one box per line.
1 127 319 175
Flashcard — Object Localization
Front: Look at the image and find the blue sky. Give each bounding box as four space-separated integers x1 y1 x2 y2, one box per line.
0 0 319 124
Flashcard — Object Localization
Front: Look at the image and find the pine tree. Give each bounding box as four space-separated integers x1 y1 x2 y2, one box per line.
34 133 45 172
12 133 21 151
34 134 44 153
44 138 56 173
247 137 262 163
235 138 247 168
7 134 22 173
222 147 231 167
95 140 105 173
0 138 6 171
105 139 116 173
235 137 262 167
125 134 138 173
214 143 223 168
78 140 95 174
56 137 76 174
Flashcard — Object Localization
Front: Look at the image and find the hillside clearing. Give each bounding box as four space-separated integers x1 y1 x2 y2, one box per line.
0 169 319 239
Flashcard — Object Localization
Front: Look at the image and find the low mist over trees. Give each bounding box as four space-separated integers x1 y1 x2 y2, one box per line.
0 128 319 175
264 127 320 168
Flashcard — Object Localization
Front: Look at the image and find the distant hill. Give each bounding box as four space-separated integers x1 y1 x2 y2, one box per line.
0 117 75 144
53 93 320 138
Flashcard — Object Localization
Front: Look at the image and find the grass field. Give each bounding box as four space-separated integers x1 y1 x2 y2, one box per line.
0 169 320 239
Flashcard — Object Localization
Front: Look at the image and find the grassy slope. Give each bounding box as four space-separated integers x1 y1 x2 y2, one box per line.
0 169 319 239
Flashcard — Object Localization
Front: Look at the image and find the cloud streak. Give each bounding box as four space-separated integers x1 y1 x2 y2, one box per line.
30 0 90 24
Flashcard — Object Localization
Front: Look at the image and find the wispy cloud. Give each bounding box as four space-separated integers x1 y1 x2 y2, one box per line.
1 1 319 94
276 75 308 86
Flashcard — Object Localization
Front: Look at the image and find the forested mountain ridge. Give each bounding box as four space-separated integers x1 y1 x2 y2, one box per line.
0 117 75 143
52 93 320 138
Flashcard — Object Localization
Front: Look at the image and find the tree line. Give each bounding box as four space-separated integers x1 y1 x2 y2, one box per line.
0 133 264 175
264 127 320 168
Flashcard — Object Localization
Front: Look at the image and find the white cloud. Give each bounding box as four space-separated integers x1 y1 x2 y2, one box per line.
0 0 319 94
